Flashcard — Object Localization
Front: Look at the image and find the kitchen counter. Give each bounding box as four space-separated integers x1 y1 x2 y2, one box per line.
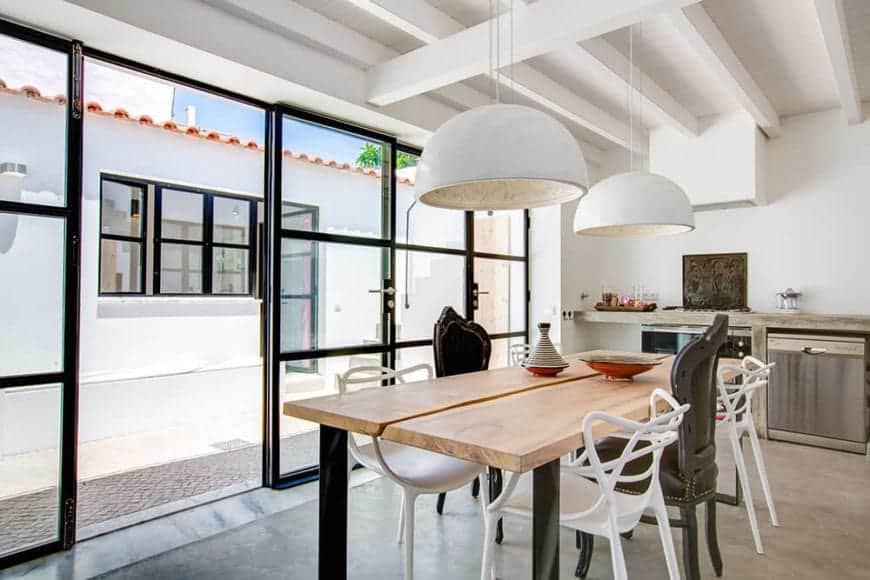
573 309 870 333
573 309 870 438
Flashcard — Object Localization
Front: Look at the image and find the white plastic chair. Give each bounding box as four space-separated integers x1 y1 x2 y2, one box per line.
479 389 690 580
716 356 779 554
509 343 531 367
338 364 486 580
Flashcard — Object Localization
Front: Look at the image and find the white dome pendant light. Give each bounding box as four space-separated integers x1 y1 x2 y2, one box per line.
415 0 588 211
573 24 694 237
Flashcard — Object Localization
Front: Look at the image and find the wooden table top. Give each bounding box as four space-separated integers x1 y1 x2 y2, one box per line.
382 358 676 473
282 356 603 436
282 351 738 472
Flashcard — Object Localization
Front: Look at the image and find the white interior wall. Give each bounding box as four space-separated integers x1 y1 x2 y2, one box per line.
560 108 870 353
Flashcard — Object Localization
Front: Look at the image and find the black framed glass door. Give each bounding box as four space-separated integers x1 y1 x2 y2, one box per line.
0 22 82 568
270 130 529 488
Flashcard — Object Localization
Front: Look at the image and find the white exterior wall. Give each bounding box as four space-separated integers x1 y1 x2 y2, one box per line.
0 94 416 453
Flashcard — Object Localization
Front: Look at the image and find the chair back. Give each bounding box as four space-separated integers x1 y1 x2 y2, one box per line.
670 313 728 480
509 343 531 367
337 364 434 461
433 306 491 377
717 356 775 421
563 389 689 520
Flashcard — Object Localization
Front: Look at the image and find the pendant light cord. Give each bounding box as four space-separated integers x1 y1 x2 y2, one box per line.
628 24 634 171
511 0 515 103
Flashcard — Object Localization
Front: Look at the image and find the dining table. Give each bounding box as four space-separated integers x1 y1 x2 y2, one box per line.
283 351 741 580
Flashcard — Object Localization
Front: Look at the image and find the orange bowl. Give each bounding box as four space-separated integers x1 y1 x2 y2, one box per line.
578 355 662 381
584 361 655 381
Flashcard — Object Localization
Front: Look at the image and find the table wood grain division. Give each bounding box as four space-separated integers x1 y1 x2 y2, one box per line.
282 359 601 436
382 359 676 473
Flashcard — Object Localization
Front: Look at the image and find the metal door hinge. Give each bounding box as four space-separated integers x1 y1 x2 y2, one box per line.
71 43 83 120
62 497 76 548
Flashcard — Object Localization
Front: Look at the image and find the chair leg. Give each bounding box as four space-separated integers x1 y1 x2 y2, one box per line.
574 532 593 578
480 511 498 580
730 423 764 554
436 492 446 515
402 490 417 580
489 468 505 544
681 505 701 580
747 422 779 527
706 499 723 577
472 476 480 498
396 496 405 544
608 523 629 580
652 491 681 580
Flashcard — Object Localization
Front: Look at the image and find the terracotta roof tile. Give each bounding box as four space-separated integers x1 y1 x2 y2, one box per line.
0 78 415 185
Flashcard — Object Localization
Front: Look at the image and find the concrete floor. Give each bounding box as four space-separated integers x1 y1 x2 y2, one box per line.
87 437 869 579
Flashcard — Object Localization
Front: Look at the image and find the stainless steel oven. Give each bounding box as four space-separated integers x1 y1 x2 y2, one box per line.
642 325 751 359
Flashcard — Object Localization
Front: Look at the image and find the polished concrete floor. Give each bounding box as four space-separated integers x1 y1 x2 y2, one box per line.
82 438 869 579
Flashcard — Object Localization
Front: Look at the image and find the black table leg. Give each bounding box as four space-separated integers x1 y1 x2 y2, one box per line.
319 425 348 580
533 459 560 580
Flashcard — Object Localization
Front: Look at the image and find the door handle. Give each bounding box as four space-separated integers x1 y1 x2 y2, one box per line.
472 289 489 297
368 287 396 296
801 347 827 355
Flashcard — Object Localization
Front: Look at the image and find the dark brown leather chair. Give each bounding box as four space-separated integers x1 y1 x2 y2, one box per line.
431 307 493 519
576 314 729 580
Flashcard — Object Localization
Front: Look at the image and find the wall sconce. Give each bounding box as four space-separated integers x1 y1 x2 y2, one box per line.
0 162 27 177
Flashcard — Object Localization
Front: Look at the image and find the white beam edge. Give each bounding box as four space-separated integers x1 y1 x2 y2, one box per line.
667 4 781 137
366 0 703 106
814 0 863 124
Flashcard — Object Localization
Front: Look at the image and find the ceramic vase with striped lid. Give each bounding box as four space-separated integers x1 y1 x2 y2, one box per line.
522 322 568 376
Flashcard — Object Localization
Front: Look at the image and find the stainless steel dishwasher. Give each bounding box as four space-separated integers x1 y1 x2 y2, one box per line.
767 333 868 454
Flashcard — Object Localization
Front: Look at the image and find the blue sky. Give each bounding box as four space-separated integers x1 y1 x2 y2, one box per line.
173 88 372 164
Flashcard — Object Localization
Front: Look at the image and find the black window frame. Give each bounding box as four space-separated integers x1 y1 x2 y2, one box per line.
97 175 149 296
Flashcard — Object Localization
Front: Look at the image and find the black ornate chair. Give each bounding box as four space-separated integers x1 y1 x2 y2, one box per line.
431 307 493 518
576 314 729 580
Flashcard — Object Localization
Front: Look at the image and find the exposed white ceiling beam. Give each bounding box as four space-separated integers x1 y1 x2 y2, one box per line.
60 0 460 145
349 0 644 151
814 0 863 124
667 4 781 137
203 0 491 110
507 0 698 137
365 0 702 106
573 38 699 136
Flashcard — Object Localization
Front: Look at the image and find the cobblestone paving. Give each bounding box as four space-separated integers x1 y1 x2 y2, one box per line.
0 432 318 556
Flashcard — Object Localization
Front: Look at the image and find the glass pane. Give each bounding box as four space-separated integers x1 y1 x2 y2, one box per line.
0 213 64 376
213 197 249 244
395 250 465 342
100 239 142 293
280 355 384 475
78 57 267 538
281 239 385 351
0 383 62 557
474 210 525 256
490 337 529 369
395 153 464 249
0 33 67 207
160 243 202 293
281 117 387 239
474 258 526 335
161 189 203 241
101 180 144 237
212 247 249 294
394 345 435 374
281 204 316 231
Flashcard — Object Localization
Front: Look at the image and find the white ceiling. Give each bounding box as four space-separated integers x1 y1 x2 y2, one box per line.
281 0 869 152
3 0 866 156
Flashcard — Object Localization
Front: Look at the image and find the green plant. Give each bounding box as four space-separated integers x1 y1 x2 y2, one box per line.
356 143 416 169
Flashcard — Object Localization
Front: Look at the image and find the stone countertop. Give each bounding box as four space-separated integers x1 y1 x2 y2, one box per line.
573 309 870 333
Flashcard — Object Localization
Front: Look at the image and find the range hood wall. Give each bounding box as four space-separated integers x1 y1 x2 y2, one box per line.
650 111 766 210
